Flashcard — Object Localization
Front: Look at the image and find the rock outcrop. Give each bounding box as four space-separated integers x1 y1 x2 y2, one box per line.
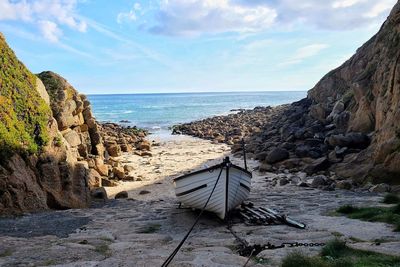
174 1 400 186
0 35 89 214
0 34 150 214
307 2 400 184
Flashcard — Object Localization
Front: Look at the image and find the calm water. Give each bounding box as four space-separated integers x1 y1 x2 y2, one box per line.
87 91 306 133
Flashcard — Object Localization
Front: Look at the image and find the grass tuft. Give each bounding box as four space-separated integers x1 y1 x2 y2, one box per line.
136 223 161 234
281 251 328 267
94 243 111 258
383 193 400 204
336 205 357 214
321 239 347 258
281 239 400 267
0 249 12 257
336 205 400 232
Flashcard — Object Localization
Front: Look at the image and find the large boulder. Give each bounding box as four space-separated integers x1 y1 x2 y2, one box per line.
326 133 370 149
265 148 289 164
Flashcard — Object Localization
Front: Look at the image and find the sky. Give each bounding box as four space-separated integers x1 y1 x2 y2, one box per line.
0 0 397 94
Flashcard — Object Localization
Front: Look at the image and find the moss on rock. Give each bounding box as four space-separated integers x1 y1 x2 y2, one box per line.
0 33 51 160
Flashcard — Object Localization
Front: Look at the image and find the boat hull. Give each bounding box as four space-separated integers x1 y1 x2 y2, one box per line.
174 161 251 219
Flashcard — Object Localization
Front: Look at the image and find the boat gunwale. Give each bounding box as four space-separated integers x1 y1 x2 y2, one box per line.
173 162 252 182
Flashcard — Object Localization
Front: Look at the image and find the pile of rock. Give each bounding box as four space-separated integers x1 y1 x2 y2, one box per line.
101 123 149 156
262 170 396 193
173 106 273 145
174 99 372 184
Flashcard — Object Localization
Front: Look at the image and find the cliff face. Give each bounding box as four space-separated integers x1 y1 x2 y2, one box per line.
307 1 400 183
0 35 97 214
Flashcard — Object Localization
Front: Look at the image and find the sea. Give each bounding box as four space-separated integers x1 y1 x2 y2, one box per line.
87 91 307 136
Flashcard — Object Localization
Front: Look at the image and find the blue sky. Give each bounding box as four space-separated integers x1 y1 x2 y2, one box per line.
0 0 397 94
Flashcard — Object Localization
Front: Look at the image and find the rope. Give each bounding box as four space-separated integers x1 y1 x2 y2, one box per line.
161 166 224 267
243 248 255 267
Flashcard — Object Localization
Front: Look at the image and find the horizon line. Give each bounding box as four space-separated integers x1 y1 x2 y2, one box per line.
86 90 308 96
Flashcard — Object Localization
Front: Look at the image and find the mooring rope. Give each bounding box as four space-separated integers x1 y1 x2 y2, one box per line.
161 166 224 267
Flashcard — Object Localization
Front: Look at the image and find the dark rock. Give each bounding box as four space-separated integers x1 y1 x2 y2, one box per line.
294 128 306 139
304 157 330 174
297 182 309 187
281 142 296 151
279 158 302 169
335 146 348 157
279 178 289 186
115 191 128 199
326 133 370 149
255 151 269 161
139 190 151 195
304 138 323 147
369 183 391 193
333 111 350 130
91 187 108 200
310 175 328 188
101 178 117 187
295 145 311 158
336 180 352 190
265 148 289 164
259 162 273 172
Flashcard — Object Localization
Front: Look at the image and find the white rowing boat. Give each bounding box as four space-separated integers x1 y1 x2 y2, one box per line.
173 157 252 219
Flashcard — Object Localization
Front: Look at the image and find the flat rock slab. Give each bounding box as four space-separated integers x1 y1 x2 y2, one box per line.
0 212 90 238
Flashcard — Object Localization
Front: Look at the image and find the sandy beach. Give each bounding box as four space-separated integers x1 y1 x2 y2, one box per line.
104 134 231 199
0 134 399 267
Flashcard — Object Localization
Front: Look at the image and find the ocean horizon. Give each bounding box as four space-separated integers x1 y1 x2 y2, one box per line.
87 91 307 135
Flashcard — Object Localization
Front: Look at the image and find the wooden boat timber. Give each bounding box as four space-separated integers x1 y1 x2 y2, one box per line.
173 157 252 220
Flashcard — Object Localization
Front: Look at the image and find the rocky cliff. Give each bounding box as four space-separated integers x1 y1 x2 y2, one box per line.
174 1 400 187
307 1 400 184
0 34 150 214
0 34 90 213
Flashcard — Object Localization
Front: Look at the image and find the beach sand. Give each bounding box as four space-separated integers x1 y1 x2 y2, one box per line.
104 134 231 199
0 134 399 267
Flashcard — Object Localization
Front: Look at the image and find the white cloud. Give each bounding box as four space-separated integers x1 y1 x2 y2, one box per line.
146 0 397 35
0 0 86 42
117 2 142 24
0 0 32 21
38 20 62 42
149 0 277 36
364 2 394 18
256 0 396 30
280 44 329 67
332 0 364 9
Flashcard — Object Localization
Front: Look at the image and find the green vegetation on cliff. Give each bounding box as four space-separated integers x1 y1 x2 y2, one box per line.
0 34 51 160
